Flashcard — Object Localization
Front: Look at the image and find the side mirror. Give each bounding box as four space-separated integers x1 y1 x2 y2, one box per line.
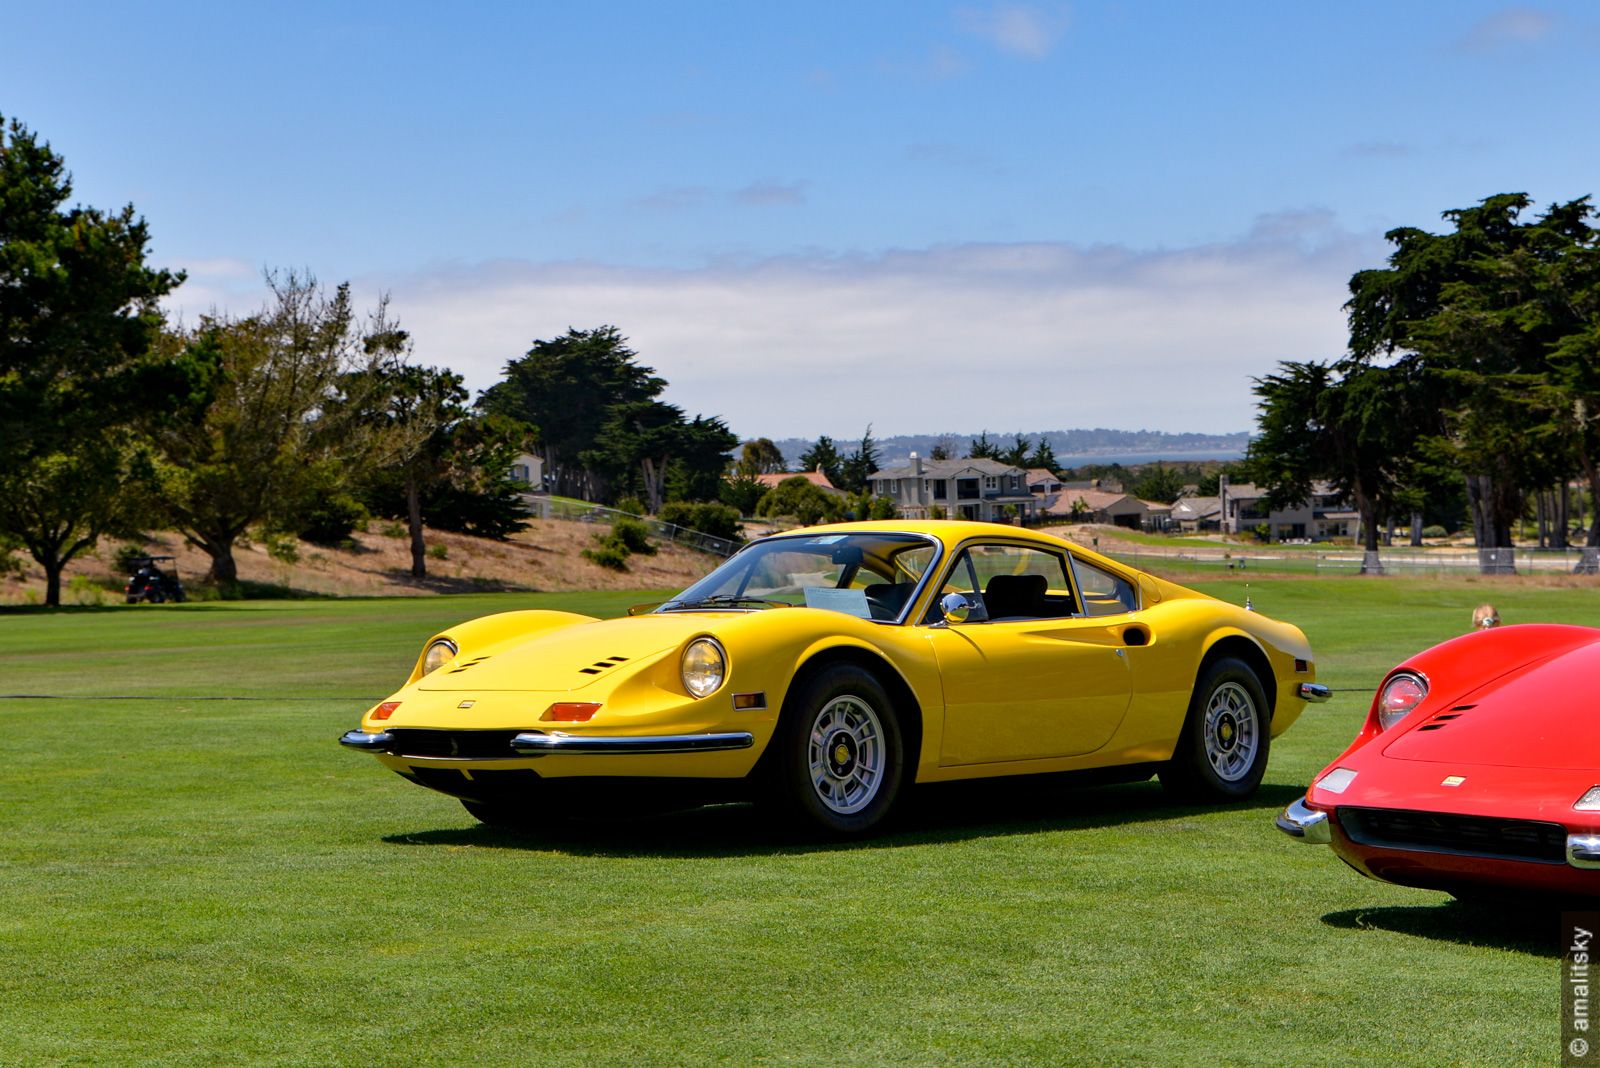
941 592 972 624
938 591 987 625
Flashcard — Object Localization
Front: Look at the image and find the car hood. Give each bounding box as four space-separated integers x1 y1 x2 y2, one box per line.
1383 640 1600 771
417 611 730 693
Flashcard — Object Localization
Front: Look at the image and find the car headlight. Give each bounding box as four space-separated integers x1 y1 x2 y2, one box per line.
1377 671 1427 731
422 639 458 676
681 638 726 698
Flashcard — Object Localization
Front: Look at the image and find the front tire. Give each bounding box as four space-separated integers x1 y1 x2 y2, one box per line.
764 663 906 836
1160 656 1270 801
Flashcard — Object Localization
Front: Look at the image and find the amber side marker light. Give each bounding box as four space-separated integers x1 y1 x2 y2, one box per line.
372 701 401 721
543 702 601 722
732 692 767 710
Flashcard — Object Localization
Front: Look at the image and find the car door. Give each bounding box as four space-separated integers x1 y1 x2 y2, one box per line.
926 541 1134 765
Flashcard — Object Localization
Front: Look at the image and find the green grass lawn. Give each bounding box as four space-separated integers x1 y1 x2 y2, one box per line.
1 580 1580 1065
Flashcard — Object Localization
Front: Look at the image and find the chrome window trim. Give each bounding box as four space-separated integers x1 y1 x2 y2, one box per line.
919 536 1089 625
658 531 945 627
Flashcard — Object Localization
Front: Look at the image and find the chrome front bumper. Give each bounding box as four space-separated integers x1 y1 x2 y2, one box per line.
339 730 394 749
337 728 753 756
1275 796 1331 844
509 731 753 754
1297 683 1332 702
1569 834 1600 869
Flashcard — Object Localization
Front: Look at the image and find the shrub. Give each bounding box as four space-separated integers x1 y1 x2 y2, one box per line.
869 496 898 520
1421 525 1448 539
113 544 149 575
294 492 369 547
67 575 105 606
660 501 743 542
614 495 648 517
263 531 300 564
610 517 656 555
928 505 947 520
754 478 842 527
582 543 630 571
428 543 449 560
380 521 407 539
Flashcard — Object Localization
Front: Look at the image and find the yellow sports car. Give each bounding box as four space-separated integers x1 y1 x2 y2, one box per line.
340 520 1326 835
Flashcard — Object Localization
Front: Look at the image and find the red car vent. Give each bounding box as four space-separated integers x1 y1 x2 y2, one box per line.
1417 706 1476 732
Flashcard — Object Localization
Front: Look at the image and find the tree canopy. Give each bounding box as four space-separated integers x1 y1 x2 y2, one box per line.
0 114 199 604
1251 192 1600 553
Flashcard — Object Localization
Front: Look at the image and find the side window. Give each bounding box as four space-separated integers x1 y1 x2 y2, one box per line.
1071 556 1139 616
931 544 1078 621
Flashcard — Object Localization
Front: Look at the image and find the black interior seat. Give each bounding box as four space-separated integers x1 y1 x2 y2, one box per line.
982 573 1047 620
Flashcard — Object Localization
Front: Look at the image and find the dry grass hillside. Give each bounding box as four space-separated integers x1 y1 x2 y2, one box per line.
1 517 721 605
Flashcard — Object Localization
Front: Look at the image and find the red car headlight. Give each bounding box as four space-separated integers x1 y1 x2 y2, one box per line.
1377 672 1427 731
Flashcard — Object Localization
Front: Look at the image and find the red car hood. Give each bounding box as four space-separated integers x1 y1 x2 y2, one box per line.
1383 640 1600 771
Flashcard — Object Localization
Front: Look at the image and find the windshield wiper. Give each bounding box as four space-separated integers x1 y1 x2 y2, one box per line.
660 595 793 611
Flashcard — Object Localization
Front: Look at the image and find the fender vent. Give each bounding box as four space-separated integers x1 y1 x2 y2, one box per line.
578 655 631 676
1416 705 1475 732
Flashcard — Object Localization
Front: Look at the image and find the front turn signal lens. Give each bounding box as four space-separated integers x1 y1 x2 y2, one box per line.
1377 672 1427 731
1317 767 1358 794
371 701 401 721
543 702 601 722
1575 787 1600 811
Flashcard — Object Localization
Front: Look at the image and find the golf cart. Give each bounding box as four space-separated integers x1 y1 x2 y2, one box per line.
125 556 187 604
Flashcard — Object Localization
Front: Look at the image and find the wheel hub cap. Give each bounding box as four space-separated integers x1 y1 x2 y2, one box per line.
828 732 857 776
1203 682 1259 783
807 695 885 815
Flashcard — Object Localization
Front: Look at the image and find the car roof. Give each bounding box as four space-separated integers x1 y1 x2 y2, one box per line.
765 519 1135 576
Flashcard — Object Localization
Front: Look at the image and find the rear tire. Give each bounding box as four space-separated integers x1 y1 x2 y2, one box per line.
763 663 906 837
1160 656 1270 801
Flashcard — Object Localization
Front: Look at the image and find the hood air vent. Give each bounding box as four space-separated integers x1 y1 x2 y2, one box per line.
1416 705 1476 732
447 656 492 674
578 655 631 676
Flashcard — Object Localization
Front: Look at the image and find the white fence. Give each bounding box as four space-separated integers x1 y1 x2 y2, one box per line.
520 495 742 557
1103 544 1600 576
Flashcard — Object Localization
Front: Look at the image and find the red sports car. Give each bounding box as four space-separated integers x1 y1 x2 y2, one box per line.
1277 623 1600 899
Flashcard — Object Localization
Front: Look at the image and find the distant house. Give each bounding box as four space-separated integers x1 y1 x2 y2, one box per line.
867 454 1037 522
1042 488 1156 529
1170 495 1222 533
1026 468 1064 495
754 468 843 496
508 452 545 492
1220 477 1355 541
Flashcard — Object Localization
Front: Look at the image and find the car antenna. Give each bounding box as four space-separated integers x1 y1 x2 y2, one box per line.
1244 583 1253 612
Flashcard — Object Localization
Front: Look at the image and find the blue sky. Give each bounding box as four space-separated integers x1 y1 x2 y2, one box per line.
6 2 1598 439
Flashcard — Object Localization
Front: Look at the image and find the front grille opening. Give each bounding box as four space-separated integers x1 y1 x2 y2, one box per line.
1340 806 1565 864
387 729 523 759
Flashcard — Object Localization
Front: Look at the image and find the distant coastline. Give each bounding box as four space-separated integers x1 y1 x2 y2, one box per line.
772 430 1251 469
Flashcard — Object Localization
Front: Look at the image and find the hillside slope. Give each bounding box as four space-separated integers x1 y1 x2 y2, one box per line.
2 518 720 604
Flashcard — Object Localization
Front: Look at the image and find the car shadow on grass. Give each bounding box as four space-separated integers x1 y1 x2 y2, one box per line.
1320 901 1566 957
381 777 1307 859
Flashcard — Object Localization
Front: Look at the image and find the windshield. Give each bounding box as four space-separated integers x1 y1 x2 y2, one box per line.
661 532 939 622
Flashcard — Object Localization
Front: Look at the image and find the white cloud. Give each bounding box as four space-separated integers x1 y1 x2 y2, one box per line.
164 214 1378 440
182 218 1379 442
733 180 808 207
957 4 1068 60
1457 7 1556 51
